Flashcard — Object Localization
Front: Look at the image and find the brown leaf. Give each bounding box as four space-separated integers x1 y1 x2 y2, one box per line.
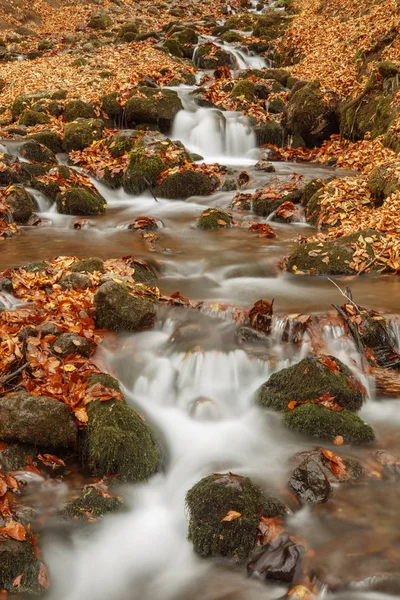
322 448 347 477
38 563 50 589
258 516 284 544
0 520 26 541
13 575 22 588
221 510 241 522
38 454 66 467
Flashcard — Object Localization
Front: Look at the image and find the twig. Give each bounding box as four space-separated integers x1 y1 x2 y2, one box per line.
332 305 368 373
0 362 28 386
327 277 359 309
143 177 158 202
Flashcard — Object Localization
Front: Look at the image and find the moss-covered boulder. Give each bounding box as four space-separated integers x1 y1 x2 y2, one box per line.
19 109 50 127
51 333 94 358
7 186 36 223
163 38 183 58
186 473 286 561
0 391 77 448
262 68 290 86
59 272 92 290
154 170 213 199
94 280 158 331
252 194 284 217
302 178 325 207
197 208 232 229
62 485 121 520
88 10 112 30
107 129 138 158
256 355 365 413
254 120 283 146
21 140 56 163
0 540 42 594
0 442 36 471
116 22 139 42
368 161 400 203
231 80 256 102
286 82 338 147
80 396 160 482
71 257 105 274
286 230 387 275
56 188 106 216
100 92 122 120
252 11 286 40
63 120 96 151
284 404 375 445
123 148 165 195
65 100 95 122
125 88 182 132
196 44 234 69
28 131 63 154
11 92 49 120
378 61 399 80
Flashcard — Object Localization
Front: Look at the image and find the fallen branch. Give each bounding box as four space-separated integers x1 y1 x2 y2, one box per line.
0 362 29 386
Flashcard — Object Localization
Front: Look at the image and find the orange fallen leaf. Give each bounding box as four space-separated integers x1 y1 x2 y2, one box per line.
0 520 26 541
321 448 347 477
221 510 241 522
38 563 50 589
333 436 344 446
12 575 22 588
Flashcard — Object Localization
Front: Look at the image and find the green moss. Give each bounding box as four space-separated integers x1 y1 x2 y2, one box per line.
7 186 35 223
287 230 384 275
221 31 244 43
80 399 160 482
100 92 122 119
11 92 50 119
87 373 121 392
231 80 256 101
263 68 290 86
284 404 375 444
287 82 336 147
254 119 283 146
27 131 63 153
65 100 95 122
163 38 183 57
253 195 283 217
23 261 48 273
123 148 165 195
131 261 158 286
378 61 399 80
197 208 231 229
256 355 365 413
72 57 88 67
186 473 286 561
172 28 198 44
56 188 106 216
368 162 399 202
0 541 41 594
94 281 158 331
117 22 139 42
71 257 105 274
0 443 35 470
62 486 121 519
63 121 94 151
197 47 233 69
225 14 254 30
21 140 56 163
88 11 112 30
155 170 213 200
108 131 137 158
302 178 325 207
252 12 286 40
268 96 285 113
19 109 50 126
125 88 182 131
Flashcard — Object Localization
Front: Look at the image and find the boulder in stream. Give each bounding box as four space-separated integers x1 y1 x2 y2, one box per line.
155 170 214 200
0 540 42 595
197 208 232 229
288 456 332 505
62 485 122 520
186 472 286 561
247 534 305 583
94 280 158 331
0 391 77 449
125 88 182 132
21 140 57 164
51 333 94 358
71 257 105 274
6 186 36 223
80 374 160 482
256 354 366 413
56 188 106 216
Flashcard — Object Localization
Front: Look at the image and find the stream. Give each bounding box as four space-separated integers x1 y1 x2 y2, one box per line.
2 3 400 599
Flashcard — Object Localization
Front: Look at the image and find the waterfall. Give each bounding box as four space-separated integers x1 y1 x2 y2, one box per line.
172 106 256 160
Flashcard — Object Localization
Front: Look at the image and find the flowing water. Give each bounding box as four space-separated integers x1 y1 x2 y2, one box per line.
2 5 400 600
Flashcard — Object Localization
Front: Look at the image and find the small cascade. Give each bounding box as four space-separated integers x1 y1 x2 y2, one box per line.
172 104 256 160
193 37 267 71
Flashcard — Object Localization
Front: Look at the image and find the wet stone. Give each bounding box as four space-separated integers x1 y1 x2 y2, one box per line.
247 534 305 584
289 457 332 504
51 333 94 358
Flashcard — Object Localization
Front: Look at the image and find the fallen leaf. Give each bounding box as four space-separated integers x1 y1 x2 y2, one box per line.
0 520 26 541
221 510 241 522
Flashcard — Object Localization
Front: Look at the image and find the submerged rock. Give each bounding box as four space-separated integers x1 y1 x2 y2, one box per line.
7 186 36 223
256 355 365 413
62 485 121 520
197 208 232 229
94 280 158 331
186 473 286 561
247 534 305 583
289 456 332 504
0 540 42 594
284 404 375 445
0 391 77 448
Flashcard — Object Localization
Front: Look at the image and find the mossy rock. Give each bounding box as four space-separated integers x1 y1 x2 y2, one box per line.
378 61 399 80
268 96 285 114
340 80 396 142
51 333 94 358
28 131 63 153
286 229 386 275
65 100 95 122
163 38 183 58
302 178 325 207
154 170 213 200
0 442 36 471
116 22 139 42
254 120 283 146
256 355 366 413
71 257 105 274
225 14 255 30
284 404 375 445
87 372 121 392
22 261 48 273
94 280 158 331
88 11 113 30
231 80 256 102
59 272 92 290
19 109 50 126
100 92 122 119
262 68 290 86
80 398 160 482
172 27 198 44
21 140 56 163
130 261 158 286
7 186 36 223
0 391 77 448
63 119 103 152
11 92 49 119
221 31 244 43
287 82 338 147
123 148 165 195
197 208 232 229
107 129 138 158
186 473 286 561
0 541 42 594
62 486 121 519
368 162 400 203
196 46 233 69
56 188 106 216
253 194 284 217
252 12 286 40
125 88 182 132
